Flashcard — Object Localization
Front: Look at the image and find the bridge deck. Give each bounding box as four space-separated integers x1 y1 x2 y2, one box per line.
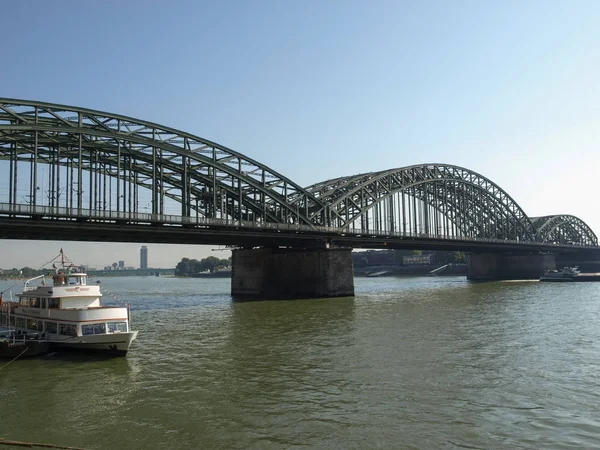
0 204 597 254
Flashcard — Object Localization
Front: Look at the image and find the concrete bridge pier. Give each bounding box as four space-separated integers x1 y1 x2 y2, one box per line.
231 247 355 300
467 253 555 281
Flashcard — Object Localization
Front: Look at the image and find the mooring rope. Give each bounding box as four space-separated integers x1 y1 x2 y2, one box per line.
0 346 29 371
0 437 87 449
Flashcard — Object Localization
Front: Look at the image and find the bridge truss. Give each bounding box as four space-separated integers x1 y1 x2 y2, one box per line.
0 99 325 227
306 165 539 242
0 98 596 248
531 215 597 246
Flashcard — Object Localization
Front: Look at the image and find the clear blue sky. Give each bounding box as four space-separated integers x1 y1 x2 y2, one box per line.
1 0 599 268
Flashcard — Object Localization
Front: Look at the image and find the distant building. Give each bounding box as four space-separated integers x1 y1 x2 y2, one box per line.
118 260 125 270
140 246 148 269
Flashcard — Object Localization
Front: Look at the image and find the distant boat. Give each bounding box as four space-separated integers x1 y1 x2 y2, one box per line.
539 267 580 282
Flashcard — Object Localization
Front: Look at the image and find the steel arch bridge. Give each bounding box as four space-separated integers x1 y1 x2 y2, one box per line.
0 98 596 248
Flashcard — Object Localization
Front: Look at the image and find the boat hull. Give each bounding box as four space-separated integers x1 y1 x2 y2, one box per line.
0 340 51 358
50 331 138 357
540 275 600 282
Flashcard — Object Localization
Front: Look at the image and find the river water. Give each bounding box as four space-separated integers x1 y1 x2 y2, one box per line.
1 275 600 449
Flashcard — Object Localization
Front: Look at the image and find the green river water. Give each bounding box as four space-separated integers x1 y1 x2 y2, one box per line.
1 276 600 449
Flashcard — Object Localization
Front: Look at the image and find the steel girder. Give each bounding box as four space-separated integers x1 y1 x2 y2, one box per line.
306 165 539 241
0 98 326 227
0 99 596 247
306 165 598 245
531 215 598 246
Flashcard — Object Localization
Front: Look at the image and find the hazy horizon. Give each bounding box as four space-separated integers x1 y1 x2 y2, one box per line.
0 240 228 271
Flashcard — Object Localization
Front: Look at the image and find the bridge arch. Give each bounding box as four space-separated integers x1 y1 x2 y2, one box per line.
306 164 538 241
0 98 326 227
0 99 596 248
531 215 598 246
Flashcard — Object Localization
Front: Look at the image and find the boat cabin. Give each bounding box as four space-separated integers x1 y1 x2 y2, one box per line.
52 272 88 287
20 271 101 310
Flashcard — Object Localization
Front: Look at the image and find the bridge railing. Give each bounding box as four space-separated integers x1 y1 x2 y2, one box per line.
0 202 596 249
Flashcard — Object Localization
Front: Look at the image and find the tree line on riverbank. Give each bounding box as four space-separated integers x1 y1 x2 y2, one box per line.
175 256 231 276
0 267 42 279
1 250 463 280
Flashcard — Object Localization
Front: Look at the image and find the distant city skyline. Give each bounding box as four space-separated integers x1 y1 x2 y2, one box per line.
0 240 225 270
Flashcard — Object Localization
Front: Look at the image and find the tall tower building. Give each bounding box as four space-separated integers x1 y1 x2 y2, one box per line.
140 246 148 269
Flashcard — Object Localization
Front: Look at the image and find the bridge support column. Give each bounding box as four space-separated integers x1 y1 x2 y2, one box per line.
467 253 555 281
231 247 355 300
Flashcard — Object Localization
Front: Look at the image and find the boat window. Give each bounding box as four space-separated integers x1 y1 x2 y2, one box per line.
27 319 42 331
45 322 57 334
49 298 60 308
81 276 87 286
30 297 40 308
59 323 77 337
68 276 79 285
82 323 107 335
16 317 26 328
108 322 128 333
20 297 29 307
41 298 47 309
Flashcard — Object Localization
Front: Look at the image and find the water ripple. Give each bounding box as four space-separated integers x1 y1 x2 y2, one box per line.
1 276 600 449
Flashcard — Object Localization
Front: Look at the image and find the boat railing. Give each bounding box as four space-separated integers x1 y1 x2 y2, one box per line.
9 335 27 345
23 274 46 291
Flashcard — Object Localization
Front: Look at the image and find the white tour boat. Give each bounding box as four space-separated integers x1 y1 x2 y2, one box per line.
0 251 138 356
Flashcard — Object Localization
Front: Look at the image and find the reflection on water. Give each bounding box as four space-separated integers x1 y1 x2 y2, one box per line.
1 276 600 449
